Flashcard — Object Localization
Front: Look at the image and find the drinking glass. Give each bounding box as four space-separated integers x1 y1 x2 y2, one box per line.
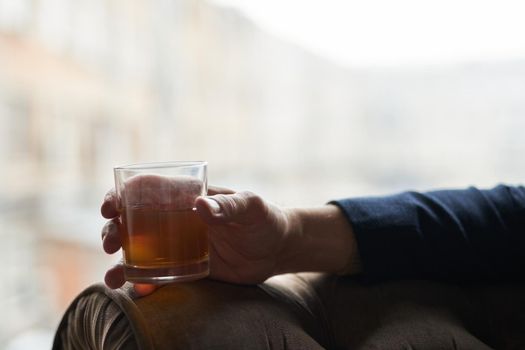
114 161 208 283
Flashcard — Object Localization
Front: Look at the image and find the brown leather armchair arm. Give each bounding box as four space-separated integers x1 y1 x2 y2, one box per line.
53 273 525 349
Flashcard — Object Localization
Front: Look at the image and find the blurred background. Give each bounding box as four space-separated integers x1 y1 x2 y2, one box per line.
1 0 524 348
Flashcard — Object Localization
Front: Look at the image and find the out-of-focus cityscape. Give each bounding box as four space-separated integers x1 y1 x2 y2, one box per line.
1 0 524 348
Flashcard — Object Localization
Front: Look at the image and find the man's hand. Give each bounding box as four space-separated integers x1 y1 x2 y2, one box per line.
101 181 294 296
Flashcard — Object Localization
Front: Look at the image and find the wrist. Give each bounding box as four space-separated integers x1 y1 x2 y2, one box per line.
275 205 361 276
274 207 303 275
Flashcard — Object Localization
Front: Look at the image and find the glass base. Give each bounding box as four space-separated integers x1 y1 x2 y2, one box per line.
124 259 209 284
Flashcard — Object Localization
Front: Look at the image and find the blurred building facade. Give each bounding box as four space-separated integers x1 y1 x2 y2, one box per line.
0 0 524 347
0 0 362 345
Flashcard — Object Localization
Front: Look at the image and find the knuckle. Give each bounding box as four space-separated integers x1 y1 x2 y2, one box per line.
104 189 116 205
102 219 119 238
240 191 266 213
223 196 239 216
101 221 111 238
214 191 266 218
213 194 235 216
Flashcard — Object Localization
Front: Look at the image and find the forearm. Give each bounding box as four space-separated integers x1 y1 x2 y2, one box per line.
276 205 362 275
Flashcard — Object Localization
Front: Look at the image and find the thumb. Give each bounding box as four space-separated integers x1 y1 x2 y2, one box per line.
195 191 267 225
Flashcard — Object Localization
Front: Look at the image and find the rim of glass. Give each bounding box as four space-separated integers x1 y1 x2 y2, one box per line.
114 161 207 171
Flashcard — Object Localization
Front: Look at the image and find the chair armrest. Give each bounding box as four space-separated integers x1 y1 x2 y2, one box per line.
53 274 330 349
53 273 525 349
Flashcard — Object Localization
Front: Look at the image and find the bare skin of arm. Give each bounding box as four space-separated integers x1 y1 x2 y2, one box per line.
278 206 361 276
101 181 361 296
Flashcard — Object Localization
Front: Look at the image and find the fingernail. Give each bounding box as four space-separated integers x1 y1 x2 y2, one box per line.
203 198 221 215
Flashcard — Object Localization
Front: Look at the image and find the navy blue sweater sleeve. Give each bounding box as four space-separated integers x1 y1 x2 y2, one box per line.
331 185 525 283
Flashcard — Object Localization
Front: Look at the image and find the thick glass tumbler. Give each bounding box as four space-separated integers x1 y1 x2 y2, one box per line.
114 161 208 283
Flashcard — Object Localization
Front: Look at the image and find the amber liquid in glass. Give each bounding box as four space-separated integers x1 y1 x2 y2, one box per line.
121 206 209 283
